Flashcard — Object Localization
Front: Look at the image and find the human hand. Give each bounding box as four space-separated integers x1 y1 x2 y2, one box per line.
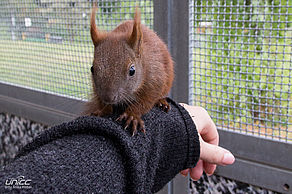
179 103 235 180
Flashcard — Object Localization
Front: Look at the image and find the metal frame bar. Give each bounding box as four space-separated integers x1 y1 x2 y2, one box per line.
218 130 292 171
154 0 190 193
216 130 292 193
0 83 84 126
170 0 191 192
168 0 190 104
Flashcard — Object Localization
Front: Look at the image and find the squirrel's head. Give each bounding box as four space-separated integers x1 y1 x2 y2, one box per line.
90 6 144 105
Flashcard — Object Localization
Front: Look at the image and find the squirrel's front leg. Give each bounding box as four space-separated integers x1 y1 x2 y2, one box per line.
117 99 154 136
117 110 145 136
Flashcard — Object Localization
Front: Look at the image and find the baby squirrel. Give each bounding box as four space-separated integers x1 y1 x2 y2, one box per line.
84 5 174 135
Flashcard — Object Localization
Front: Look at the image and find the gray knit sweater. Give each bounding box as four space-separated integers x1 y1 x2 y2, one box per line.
0 99 200 193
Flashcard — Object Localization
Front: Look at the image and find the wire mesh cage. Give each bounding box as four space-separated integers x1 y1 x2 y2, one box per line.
1 0 292 143
189 0 292 142
0 0 153 100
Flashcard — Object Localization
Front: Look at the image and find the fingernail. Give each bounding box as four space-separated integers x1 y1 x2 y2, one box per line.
190 177 199 181
206 173 212 177
222 153 235 165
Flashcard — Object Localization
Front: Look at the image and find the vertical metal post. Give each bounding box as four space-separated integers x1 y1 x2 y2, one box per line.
155 0 190 103
169 0 190 104
154 2 173 193
154 0 169 46
154 0 190 194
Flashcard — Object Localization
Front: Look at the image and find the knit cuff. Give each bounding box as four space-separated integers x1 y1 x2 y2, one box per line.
172 101 200 169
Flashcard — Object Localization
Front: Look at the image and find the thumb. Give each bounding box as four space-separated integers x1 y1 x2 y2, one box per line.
200 140 235 166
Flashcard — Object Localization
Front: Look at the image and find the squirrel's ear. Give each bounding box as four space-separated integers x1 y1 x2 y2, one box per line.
128 7 143 56
91 4 106 46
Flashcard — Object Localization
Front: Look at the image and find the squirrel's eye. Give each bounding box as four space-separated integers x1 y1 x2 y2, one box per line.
129 65 135 76
91 66 94 74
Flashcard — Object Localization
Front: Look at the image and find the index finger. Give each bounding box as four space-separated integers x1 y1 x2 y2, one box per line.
200 113 219 146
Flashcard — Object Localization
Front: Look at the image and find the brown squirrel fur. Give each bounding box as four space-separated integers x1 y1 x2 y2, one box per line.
84 6 174 135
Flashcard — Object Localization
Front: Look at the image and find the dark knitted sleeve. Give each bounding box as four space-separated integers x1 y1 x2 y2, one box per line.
0 99 200 193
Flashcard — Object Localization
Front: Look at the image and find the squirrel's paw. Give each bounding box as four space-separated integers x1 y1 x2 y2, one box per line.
155 98 171 112
117 112 145 136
